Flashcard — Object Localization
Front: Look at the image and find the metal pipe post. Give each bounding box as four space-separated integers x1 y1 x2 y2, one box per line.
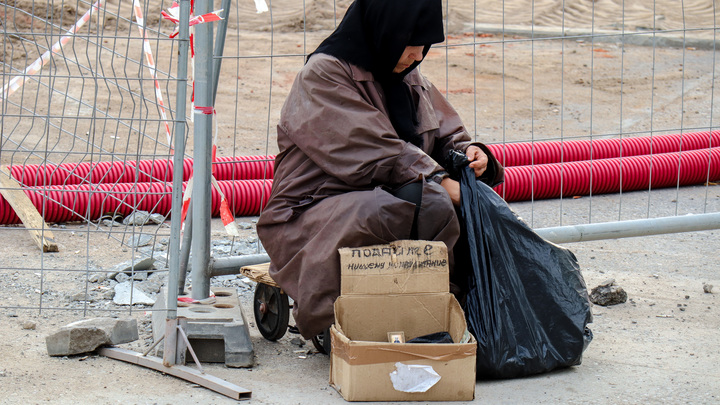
166 0 191 322
208 254 270 277
190 0 214 300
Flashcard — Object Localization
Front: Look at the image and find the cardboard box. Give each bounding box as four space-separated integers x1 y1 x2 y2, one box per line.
329 240 477 402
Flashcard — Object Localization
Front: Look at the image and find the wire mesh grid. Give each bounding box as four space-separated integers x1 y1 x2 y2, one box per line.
1 0 718 316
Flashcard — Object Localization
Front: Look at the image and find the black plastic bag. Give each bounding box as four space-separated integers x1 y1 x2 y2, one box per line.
451 153 593 379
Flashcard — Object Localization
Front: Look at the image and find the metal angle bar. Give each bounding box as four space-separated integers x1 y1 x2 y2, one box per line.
177 202 193 295
98 347 251 400
176 324 204 373
535 212 720 244
142 333 164 356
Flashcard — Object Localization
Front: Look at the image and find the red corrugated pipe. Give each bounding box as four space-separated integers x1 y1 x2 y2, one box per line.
494 147 720 202
2 133 718 224
485 130 720 167
2 148 717 224
7 155 274 187
7 131 718 187
0 179 272 225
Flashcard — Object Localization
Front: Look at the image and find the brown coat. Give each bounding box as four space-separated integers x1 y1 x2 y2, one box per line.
257 53 503 338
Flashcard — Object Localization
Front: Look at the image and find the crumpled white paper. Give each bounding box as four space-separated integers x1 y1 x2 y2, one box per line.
389 362 441 393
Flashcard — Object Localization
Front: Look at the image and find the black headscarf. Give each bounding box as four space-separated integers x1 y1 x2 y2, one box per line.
310 0 445 147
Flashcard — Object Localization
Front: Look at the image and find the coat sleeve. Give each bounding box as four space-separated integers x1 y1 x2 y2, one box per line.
278 56 443 188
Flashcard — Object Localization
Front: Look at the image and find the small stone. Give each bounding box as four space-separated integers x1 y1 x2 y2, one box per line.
238 222 253 230
88 273 106 283
589 279 628 306
7 312 18 318
69 292 93 302
100 290 115 300
115 273 130 283
290 337 306 347
138 278 163 295
22 321 37 330
703 284 714 294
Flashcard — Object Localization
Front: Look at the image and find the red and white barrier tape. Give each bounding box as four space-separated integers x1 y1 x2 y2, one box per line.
1 0 105 100
178 106 238 236
162 0 224 122
132 0 173 149
161 1 223 39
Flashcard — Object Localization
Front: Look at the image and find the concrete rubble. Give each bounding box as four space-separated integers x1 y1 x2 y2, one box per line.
46 317 139 356
108 257 155 280
590 279 628 306
122 211 166 226
113 282 155 305
128 234 153 248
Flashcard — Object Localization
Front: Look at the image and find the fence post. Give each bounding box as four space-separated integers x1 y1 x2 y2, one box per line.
190 0 214 300
167 0 192 321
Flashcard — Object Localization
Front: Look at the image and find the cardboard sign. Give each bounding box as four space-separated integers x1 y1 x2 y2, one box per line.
338 240 449 296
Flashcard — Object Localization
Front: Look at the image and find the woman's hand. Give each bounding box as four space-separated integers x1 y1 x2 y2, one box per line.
466 145 488 178
440 177 461 206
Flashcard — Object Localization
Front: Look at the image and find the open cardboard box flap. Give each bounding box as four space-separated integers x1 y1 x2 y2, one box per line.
338 240 449 296
334 293 469 343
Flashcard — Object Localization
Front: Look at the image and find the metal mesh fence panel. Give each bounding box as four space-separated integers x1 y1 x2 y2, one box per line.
1 0 718 312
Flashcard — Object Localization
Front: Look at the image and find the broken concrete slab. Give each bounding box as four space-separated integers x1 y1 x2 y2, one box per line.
129 234 153 248
46 317 139 356
108 257 155 280
113 282 155 306
137 273 165 295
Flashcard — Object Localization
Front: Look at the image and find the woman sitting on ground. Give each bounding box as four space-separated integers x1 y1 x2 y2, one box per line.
257 0 504 341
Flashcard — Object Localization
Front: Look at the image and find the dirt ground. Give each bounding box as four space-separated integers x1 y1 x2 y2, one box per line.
1 200 718 405
1 0 719 404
